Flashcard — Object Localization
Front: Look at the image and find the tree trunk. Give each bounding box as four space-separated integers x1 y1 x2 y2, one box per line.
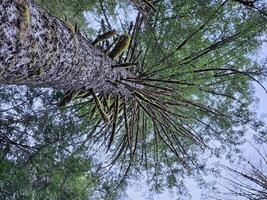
0 0 130 94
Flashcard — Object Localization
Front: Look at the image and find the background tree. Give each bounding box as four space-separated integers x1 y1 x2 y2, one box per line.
0 0 267 199
0 85 127 199
210 143 267 200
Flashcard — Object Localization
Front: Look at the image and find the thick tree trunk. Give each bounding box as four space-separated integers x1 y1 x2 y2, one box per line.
0 0 130 94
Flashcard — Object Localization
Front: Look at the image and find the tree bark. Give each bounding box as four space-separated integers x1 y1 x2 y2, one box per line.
0 0 131 94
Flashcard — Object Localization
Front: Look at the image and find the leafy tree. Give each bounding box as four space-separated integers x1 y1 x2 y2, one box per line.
0 86 126 199
0 0 267 199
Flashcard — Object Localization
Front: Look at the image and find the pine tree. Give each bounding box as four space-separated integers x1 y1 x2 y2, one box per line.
1 0 267 198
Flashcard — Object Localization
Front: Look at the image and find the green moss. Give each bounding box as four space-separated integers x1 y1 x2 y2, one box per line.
109 34 131 60
92 30 117 45
19 1 31 40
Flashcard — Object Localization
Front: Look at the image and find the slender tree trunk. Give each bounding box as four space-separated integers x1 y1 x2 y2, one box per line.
0 0 130 94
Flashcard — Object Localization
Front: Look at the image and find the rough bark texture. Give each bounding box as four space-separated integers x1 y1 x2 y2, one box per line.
0 0 131 94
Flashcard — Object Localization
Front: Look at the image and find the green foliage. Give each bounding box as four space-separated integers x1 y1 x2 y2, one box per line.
75 0 266 196
0 86 125 199
0 154 96 199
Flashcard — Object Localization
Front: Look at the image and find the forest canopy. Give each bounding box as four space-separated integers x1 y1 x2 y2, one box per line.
0 0 266 199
